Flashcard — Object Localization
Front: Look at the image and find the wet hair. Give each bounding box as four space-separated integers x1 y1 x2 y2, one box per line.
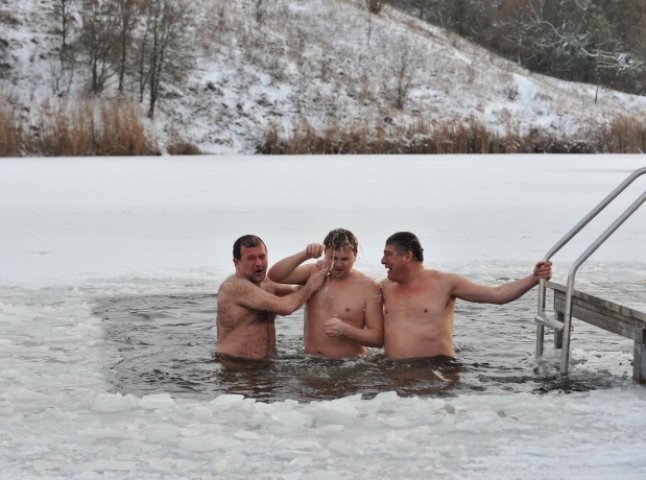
233 234 266 260
386 231 424 262
323 228 358 253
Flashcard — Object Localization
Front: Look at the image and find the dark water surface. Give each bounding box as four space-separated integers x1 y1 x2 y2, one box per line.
92 285 639 402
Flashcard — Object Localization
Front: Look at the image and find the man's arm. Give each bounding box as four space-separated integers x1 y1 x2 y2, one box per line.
451 261 552 305
323 282 384 347
232 265 328 315
267 243 325 285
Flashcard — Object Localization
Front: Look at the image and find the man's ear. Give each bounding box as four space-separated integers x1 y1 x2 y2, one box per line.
233 258 239 267
404 251 414 263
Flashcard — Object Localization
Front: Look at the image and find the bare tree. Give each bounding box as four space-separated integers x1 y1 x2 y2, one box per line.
386 35 417 110
78 0 118 95
114 0 142 93
54 0 76 61
52 0 78 94
138 0 195 118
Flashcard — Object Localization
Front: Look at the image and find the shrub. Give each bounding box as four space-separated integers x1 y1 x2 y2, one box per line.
167 142 201 155
366 0 387 14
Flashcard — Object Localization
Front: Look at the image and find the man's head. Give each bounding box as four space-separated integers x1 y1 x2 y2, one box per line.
323 228 358 279
382 231 424 281
233 234 268 284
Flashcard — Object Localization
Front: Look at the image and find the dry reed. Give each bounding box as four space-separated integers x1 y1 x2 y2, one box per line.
0 101 23 157
258 116 646 155
0 98 159 156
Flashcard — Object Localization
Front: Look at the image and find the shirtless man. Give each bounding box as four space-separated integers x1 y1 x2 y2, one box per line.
268 228 384 358
216 234 327 360
380 231 552 359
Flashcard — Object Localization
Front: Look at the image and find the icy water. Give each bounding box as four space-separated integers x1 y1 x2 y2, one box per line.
92 269 642 402
1 155 646 479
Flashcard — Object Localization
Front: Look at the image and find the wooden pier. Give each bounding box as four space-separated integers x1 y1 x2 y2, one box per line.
546 281 646 384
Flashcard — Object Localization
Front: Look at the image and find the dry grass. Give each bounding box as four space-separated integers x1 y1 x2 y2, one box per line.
592 116 646 153
258 116 646 154
0 101 23 157
1 98 159 156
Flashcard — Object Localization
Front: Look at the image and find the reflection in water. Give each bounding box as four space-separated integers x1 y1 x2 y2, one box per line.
93 291 633 402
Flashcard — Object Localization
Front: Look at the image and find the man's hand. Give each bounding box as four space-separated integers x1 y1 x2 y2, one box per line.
533 260 552 280
305 243 325 259
323 316 346 337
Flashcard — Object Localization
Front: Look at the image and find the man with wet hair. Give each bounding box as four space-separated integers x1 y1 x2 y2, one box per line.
268 228 384 358
216 234 328 360
381 231 552 359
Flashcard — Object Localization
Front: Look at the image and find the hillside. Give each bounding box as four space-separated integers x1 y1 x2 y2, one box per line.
2 0 646 154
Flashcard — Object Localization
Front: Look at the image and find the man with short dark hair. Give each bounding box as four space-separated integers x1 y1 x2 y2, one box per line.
216 234 328 360
381 231 552 359
268 228 384 358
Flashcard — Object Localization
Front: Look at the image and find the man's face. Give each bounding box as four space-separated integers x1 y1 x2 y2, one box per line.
235 244 268 284
324 244 356 279
381 243 406 281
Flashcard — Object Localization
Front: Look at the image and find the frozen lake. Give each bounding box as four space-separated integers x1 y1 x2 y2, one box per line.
1 155 645 479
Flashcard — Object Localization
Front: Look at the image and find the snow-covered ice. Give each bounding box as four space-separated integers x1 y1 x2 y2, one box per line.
1 155 645 479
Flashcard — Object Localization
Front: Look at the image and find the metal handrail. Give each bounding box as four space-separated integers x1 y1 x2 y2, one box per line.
535 167 646 373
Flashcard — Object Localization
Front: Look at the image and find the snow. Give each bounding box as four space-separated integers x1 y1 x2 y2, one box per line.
2 0 646 153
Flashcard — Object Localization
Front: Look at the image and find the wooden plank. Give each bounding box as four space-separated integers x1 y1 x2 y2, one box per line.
548 282 646 343
553 292 646 343
548 282 646 322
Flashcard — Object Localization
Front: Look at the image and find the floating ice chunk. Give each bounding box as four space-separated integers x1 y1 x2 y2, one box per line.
370 391 400 412
307 471 346 480
381 415 410 428
271 410 312 428
213 453 247 474
328 439 353 456
209 393 245 410
146 424 180 444
311 398 359 425
91 392 138 413
179 434 232 452
192 405 213 419
33 458 64 472
139 393 175 410
233 430 259 440
0 404 14 416
72 459 137 472
214 458 228 474
314 424 345 433
386 433 417 454
80 426 139 440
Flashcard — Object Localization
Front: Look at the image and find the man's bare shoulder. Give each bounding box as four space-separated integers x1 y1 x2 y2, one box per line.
380 277 395 289
218 275 257 296
348 270 381 289
427 269 471 297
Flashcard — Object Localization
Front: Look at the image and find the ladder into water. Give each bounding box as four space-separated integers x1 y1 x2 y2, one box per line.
534 166 646 383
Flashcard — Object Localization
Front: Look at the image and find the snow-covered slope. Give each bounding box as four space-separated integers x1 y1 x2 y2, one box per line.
2 0 646 153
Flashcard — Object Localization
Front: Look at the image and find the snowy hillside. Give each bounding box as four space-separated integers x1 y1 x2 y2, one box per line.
3 0 646 154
